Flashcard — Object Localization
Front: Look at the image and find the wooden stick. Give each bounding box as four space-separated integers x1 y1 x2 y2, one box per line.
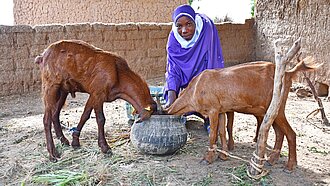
303 72 329 126
248 38 301 177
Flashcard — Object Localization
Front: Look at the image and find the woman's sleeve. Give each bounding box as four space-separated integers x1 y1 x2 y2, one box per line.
164 60 181 101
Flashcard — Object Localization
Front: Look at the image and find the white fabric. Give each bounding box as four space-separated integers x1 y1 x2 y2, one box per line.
174 13 195 22
172 14 203 49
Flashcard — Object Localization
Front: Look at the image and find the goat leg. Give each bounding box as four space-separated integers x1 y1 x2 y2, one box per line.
71 97 93 148
226 112 235 151
218 113 228 160
52 90 70 146
202 111 221 164
94 104 112 155
274 115 297 171
266 122 284 166
43 87 62 161
253 116 264 142
44 112 60 161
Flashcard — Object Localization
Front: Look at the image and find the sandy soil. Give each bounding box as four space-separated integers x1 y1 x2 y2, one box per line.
0 82 329 185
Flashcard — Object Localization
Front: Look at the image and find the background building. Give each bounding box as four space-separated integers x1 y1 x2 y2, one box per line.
13 0 186 25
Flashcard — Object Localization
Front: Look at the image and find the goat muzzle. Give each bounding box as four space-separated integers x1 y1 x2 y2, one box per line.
136 107 153 123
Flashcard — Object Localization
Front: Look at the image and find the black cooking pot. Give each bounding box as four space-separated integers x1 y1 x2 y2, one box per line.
130 115 187 155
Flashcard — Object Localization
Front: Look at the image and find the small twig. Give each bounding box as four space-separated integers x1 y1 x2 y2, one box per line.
230 173 243 182
306 108 320 119
306 119 330 134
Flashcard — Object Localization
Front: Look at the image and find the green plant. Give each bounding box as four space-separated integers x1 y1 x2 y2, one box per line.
280 151 289 157
192 173 212 186
308 146 329 155
228 164 272 186
251 0 256 17
32 170 88 186
231 164 252 186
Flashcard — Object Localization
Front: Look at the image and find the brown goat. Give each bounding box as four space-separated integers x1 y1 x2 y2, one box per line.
167 58 317 171
35 40 157 162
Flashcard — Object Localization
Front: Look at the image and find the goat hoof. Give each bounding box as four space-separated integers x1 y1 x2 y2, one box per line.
49 157 58 163
103 149 113 156
100 145 112 154
219 152 228 161
285 161 297 172
60 137 70 146
72 144 81 150
49 153 60 162
71 142 81 148
203 150 217 164
71 138 81 148
267 151 280 165
227 141 234 151
199 159 210 165
283 168 294 174
265 161 273 166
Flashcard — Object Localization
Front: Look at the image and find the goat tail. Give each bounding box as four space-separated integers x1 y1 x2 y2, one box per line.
288 56 321 74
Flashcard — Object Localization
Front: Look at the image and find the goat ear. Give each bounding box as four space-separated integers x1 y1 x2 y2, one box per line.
296 52 302 62
303 56 322 69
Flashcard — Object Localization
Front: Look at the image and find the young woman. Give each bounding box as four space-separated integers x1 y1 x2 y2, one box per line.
164 4 225 109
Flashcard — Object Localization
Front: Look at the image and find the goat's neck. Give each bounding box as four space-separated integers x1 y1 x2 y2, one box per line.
168 96 193 115
116 75 150 114
121 92 144 112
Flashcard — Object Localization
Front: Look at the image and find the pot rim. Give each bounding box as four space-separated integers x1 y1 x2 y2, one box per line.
149 114 184 119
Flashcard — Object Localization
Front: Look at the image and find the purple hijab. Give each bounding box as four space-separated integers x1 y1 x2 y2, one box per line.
164 5 224 101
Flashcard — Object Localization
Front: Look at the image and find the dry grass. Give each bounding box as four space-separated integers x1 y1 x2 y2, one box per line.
1 89 329 185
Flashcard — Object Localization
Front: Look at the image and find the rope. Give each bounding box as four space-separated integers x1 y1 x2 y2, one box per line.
216 149 249 163
246 167 269 180
214 148 270 179
248 151 270 179
69 127 80 135
252 150 269 161
249 157 263 173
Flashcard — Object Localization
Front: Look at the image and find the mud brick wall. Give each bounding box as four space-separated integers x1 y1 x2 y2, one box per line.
13 0 186 25
255 0 329 96
217 19 256 67
0 20 255 96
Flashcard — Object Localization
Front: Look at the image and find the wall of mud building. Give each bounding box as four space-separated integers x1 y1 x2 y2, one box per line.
0 19 256 96
255 0 329 96
13 0 187 25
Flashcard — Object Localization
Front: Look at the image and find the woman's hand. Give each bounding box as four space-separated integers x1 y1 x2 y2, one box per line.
164 90 177 109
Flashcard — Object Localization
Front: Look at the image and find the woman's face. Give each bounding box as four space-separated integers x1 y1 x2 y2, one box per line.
175 16 196 41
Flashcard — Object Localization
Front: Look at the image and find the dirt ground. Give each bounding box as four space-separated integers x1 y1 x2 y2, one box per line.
0 80 329 185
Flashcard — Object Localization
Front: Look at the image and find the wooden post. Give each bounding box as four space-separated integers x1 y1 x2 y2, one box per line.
247 38 302 178
303 72 329 126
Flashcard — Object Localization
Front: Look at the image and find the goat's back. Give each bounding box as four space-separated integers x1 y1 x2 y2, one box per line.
169 59 317 116
191 61 275 113
38 40 129 93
